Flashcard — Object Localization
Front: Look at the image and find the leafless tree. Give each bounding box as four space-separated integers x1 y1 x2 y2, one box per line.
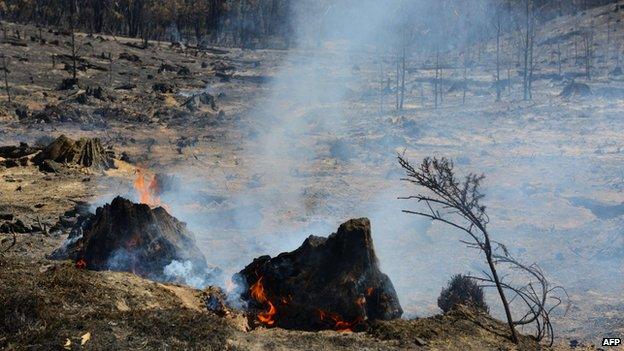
580 27 594 80
1 53 10 103
556 43 562 76
522 0 533 100
393 1 412 112
494 6 502 102
434 51 440 109
69 0 78 81
462 49 468 104
398 155 568 345
378 52 384 117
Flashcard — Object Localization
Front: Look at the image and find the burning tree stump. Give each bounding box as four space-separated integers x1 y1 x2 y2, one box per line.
51 196 208 279
33 134 114 171
239 218 403 331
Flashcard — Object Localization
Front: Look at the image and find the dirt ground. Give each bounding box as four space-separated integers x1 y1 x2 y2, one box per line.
1 4 623 349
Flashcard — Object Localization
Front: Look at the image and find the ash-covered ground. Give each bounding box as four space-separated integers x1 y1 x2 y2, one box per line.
1 2 623 349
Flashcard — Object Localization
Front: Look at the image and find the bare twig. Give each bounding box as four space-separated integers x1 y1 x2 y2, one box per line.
36 215 50 237
1 229 17 255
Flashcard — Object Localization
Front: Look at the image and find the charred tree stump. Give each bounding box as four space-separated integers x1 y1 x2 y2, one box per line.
51 196 208 279
238 218 402 331
33 135 114 171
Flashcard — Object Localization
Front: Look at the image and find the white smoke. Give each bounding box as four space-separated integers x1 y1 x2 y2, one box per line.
163 260 207 289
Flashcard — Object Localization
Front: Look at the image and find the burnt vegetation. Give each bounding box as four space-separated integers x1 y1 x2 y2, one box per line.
398 155 569 345
1 0 293 49
437 274 489 314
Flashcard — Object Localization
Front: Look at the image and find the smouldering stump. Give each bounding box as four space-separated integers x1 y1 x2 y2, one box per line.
238 218 403 331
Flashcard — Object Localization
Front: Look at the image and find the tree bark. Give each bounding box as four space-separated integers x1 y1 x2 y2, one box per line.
485 240 518 343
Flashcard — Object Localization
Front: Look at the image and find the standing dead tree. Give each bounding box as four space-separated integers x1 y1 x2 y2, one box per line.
393 0 412 112
1 53 10 103
69 0 78 81
513 0 536 100
494 6 503 102
580 27 594 81
398 155 568 346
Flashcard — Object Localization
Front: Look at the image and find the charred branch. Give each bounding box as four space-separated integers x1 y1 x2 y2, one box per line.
398 154 568 346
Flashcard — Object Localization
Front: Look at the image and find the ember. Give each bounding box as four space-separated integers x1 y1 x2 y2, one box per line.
317 309 364 332
75 258 86 269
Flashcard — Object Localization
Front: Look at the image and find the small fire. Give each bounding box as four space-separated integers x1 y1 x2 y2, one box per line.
317 309 363 332
75 258 86 269
355 296 366 307
134 168 162 207
250 276 277 326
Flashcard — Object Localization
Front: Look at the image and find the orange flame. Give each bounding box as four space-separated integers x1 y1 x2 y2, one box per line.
317 308 363 332
134 168 162 207
250 276 277 326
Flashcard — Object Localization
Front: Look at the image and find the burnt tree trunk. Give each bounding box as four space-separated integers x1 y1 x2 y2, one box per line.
2 54 10 103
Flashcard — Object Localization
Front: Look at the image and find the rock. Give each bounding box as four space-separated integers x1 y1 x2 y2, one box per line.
611 67 622 76
238 218 403 331
50 196 209 280
561 82 591 98
152 82 175 94
33 135 115 171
